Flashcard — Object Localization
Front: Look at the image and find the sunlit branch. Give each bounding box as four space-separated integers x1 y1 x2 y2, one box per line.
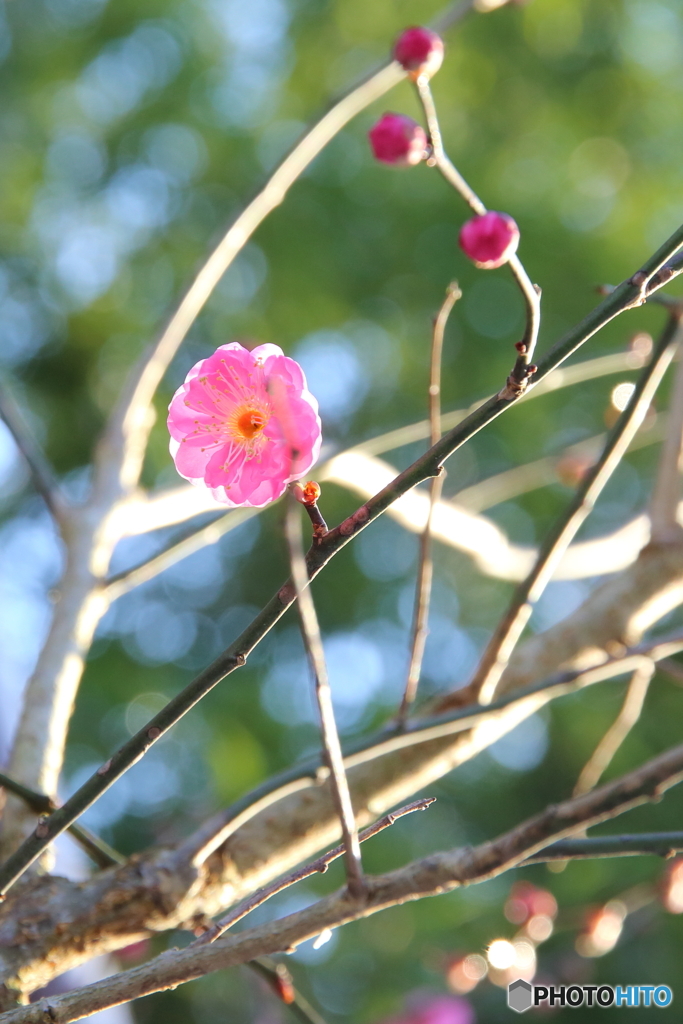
194 799 434 945
470 312 683 707
399 283 461 725
649 328 683 543
172 631 683 871
5 745 683 1024
454 415 663 513
573 661 654 797
104 507 259 601
3 224 683 898
353 350 651 458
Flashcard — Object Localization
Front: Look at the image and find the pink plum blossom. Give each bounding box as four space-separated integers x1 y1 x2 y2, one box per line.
382 995 475 1024
458 211 520 269
393 27 444 78
369 113 428 166
167 342 321 508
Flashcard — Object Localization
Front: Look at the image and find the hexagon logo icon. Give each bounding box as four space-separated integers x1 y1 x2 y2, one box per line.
508 979 533 1013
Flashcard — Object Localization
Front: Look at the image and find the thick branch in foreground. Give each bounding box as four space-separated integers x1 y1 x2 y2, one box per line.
3 222 682 900
1 634 681 1003
3 745 683 1024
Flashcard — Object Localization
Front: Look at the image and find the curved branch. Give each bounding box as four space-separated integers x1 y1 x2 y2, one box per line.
3 744 683 1024
3 226 683 896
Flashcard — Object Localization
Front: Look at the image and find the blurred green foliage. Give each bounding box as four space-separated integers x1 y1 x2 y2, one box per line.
3 0 683 1020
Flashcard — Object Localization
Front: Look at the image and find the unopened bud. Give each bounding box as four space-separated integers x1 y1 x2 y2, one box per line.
393 26 444 78
293 480 321 506
368 113 428 167
459 211 520 269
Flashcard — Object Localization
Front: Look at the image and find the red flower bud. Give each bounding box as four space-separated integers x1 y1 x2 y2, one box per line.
458 211 520 269
393 26 444 78
293 480 321 506
368 113 428 167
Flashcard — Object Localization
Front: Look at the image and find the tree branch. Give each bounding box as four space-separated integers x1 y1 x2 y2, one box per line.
649 327 683 543
415 76 541 383
246 959 328 1024
195 799 434 945
284 497 363 898
4 227 683 896
4 744 683 1024
470 312 682 706
0 380 63 523
0 773 123 870
573 661 654 797
1 632 681 1002
525 831 683 863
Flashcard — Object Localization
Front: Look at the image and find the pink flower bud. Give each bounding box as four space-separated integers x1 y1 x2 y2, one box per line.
393 26 444 78
458 211 520 269
368 113 428 167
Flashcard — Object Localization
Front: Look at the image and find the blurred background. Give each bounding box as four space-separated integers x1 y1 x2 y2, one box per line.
3 0 683 1020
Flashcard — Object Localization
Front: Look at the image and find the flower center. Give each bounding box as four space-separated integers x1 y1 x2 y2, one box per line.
236 409 266 439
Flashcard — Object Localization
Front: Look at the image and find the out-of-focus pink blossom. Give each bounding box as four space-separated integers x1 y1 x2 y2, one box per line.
662 858 683 913
393 26 444 77
505 881 558 925
458 211 520 269
382 995 475 1024
369 113 428 166
167 342 321 508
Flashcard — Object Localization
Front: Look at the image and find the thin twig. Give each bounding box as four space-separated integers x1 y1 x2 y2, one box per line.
0 381 63 522
415 77 541 379
649 328 683 542
3 224 683 897
5 745 683 1024
284 497 364 898
573 661 654 797
104 507 259 601
399 284 461 725
0 772 123 870
525 831 683 863
195 799 434 945
246 958 328 1024
353 350 651 458
470 312 683 706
